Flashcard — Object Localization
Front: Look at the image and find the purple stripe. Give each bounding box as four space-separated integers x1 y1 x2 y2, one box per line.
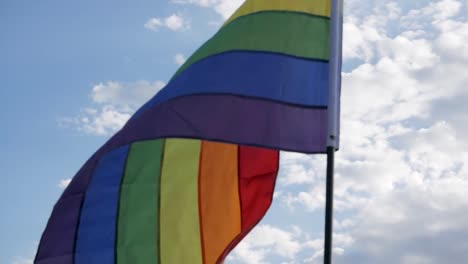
35 158 98 264
35 95 326 264
110 95 327 153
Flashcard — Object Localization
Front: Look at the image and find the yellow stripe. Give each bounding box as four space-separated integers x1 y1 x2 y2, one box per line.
160 139 203 264
224 0 331 26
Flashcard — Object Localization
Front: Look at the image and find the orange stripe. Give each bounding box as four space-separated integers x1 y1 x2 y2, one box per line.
199 141 241 264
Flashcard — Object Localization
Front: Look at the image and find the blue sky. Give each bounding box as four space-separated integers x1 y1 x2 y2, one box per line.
2 0 468 263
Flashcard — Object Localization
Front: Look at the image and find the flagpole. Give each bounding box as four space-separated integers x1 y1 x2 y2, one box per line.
324 147 335 264
324 0 343 263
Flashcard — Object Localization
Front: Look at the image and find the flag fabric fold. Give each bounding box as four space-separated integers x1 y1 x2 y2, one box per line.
35 0 335 263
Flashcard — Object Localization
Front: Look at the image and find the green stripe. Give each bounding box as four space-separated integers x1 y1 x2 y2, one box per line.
174 11 330 77
116 140 164 264
160 139 203 264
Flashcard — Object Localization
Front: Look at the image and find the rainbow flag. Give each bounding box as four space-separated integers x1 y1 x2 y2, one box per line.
35 0 336 263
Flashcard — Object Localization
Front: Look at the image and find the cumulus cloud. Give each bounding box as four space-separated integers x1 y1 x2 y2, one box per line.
403 0 462 25
230 225 302 263
228 224 353 264
90 80 165 106
174 53 186 66
59 105 132 136
60 80 165 135
57 178 71 189
267 0 468 263
278 152 323 186
171 0 244 19
145 14 190 31
144 18 162 31
434 19 468 60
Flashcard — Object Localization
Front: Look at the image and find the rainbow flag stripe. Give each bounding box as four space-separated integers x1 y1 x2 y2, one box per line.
35 0 332 263
36 139 278 264
130 0 332 153
75 139 279 264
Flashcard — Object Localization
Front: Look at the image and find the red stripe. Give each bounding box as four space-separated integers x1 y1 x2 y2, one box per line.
239 145 279 229
217 145 279 263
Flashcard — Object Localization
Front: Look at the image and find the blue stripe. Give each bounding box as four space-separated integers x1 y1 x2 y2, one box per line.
134 51 329 118
75 145 129 264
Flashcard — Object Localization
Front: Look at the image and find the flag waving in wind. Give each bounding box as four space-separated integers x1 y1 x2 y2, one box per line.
35 0 340 263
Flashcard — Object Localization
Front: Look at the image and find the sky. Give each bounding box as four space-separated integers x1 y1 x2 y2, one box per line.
1 0 468 263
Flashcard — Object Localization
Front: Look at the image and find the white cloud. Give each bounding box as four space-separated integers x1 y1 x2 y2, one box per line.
58 178 71 189
245 225 301 258
63 105 132 136
145 14 190 31
342 2 401 62
342 21 381 61
434 19 468 60
90 80 165 106
230 225 316 264
262 1 468 263
278 152 323 186
174 53 186 66
228 223 354 264
165 14 189 31
171 0 243 19
61 80 165 136
213 0 244 19
282 186 325 212
302 234 353 264
144 18 162 31
403 0 462 24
